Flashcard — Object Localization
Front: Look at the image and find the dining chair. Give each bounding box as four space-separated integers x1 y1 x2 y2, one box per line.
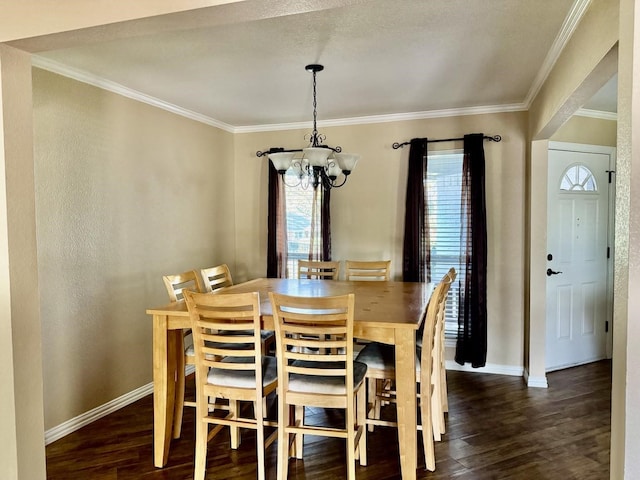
344 260 391 281
269 291 367 480
413 268 456 439
344 260 392 382
163 267 273 439
200 264 275 355
199 263 234 292
297 259 340 280
184 290 278 480
360 267 455 438
354 275 451 471
162 269 203 438
429 267 456 438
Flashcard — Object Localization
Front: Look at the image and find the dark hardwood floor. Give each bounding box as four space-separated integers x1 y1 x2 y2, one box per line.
46 360 611 479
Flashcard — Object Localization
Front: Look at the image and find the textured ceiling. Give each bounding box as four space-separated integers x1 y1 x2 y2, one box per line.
29 0 616 129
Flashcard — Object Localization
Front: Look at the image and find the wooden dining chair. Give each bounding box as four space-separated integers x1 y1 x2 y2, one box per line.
415 268 456 439
199 263 234 292
163 267 272 440
162 269 203 438
432 268 457 435
184 290 278 480
163 269 202 302
200 264 275 354
269 291 367 480
360 267 455 438
354 275 451 471
297 259 340 280
344 260 391 281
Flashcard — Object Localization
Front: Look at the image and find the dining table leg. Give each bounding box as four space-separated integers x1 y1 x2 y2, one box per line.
153 314 178 468
394 328 417 480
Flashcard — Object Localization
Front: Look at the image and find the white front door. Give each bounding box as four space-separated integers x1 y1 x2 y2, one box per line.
546 142 614 371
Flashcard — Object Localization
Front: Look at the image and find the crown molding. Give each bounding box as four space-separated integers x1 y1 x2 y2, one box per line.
234 103 528 134
31 55 236 133
524 0 592 108
574 108 617 121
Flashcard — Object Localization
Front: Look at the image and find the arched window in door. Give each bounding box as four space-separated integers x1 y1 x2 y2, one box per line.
559 164 598 191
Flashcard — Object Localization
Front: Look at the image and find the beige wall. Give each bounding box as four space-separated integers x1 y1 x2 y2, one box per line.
0 44 46 480
551 115 617 146
616 0 639 475
235 111 528 370
32 68 236 429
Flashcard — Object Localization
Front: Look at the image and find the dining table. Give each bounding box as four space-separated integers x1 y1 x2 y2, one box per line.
146 277 433 479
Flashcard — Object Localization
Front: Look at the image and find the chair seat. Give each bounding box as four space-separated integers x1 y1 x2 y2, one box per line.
207 356 278 388
355 343 395 373
289 360 367 394
356 343 420 374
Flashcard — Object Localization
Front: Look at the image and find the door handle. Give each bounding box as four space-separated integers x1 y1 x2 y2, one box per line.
547 268 563 276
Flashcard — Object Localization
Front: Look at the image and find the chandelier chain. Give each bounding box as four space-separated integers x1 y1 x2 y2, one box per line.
311 69 318 146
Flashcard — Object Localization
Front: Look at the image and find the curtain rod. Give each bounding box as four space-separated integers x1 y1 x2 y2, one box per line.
392 134 501 150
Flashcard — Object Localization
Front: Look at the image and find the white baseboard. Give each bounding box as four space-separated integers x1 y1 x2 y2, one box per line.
524 368 549 388
45 365 196 445
445 360 524 377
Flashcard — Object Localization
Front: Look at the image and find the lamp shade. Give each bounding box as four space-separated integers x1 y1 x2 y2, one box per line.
326 161 342 179
268 152 296 172
334 153 360 173
303 147 332 166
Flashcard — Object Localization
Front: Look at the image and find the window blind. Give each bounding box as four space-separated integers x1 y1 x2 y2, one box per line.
425 152 464 338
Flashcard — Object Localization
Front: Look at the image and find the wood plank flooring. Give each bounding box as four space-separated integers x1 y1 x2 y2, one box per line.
46 360 611 479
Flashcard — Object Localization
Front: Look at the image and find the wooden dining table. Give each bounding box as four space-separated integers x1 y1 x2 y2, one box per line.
146 277 433 479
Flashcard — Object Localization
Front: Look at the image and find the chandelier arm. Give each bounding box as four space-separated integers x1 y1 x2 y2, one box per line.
280 172 304 189
329 173 348 189
256 147 303 158
317 167 349 189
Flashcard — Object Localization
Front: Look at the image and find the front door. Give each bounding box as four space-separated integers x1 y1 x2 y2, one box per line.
546 142 614 371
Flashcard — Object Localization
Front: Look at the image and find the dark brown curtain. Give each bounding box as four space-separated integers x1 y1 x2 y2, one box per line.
402 138 430 282
267 162 287 278
321 186 331 260
455 133 488 367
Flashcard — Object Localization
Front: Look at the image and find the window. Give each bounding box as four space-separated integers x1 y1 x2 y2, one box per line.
560 164 598 191
283 171 322 278
425 152 464 338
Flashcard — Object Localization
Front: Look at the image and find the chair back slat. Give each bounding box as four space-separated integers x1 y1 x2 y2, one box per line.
345 260 391 281
287 365 347 376
297 260 340 280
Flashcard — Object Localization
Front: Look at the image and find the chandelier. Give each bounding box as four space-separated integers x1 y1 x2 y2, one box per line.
256 64 360 190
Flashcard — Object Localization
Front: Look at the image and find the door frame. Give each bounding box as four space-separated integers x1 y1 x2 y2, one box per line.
547 141 616 363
